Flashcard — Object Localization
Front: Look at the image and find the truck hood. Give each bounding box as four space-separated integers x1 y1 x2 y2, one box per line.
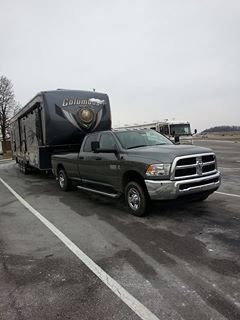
126 144 214 163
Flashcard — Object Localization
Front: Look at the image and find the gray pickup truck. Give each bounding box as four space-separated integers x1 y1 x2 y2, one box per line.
52 129 221 216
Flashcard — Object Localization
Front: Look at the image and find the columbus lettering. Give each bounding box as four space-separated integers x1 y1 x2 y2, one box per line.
62 98 92 107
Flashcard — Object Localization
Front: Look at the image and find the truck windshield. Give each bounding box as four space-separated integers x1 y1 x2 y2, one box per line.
115 129 172 149
170 124 191 135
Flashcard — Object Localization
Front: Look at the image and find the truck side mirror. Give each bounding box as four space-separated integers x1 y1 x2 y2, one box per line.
91 141 100 152
194 129 197 134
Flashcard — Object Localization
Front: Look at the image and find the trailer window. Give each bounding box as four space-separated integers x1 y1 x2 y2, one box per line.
35 107 43 145
163 125 169 135
158 126 164 134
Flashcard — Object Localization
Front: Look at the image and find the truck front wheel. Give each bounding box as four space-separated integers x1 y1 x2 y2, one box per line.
58 169 72 191
125 181 148 217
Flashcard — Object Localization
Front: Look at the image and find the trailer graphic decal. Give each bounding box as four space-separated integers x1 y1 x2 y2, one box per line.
55 102 104 131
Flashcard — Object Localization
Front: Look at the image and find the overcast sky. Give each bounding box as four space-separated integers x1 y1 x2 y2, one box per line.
1 0 239 131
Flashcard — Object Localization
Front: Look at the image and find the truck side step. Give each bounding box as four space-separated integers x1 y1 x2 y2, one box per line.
76 186 120 198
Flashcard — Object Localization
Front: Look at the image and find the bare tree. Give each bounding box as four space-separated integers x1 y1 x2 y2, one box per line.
0 76 20 148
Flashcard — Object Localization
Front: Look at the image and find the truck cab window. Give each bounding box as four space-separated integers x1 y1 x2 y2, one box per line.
83 134 98 152
99 133 115 149
159 126 164 134
163 125 169 135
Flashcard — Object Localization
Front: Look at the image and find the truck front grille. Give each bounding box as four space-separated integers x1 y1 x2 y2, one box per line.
172 153 217 180
179 176 219 190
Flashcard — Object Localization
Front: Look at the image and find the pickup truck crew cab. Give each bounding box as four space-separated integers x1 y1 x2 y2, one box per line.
52 128 221 216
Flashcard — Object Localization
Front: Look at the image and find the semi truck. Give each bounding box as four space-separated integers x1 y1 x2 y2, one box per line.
11 90 221 216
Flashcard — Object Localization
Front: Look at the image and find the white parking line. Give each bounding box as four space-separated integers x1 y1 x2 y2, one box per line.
218 167 240 170
215 191 240 198
0 177 160 320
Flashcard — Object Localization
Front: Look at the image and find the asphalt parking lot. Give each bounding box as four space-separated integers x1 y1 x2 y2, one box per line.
0 140 239 320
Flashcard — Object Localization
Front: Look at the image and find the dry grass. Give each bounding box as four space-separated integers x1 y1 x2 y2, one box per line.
194 131 240 141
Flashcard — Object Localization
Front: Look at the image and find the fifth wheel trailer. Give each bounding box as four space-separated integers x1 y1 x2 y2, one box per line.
10 90 111 172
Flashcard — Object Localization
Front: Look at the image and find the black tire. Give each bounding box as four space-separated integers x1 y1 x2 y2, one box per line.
58 169 71 191
125 181 148 217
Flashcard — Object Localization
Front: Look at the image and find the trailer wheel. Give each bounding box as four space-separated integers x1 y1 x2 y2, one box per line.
125 181 148 217
58 169 71 191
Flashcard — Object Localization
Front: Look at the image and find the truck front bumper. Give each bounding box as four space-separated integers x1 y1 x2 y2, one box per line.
145 171 221 200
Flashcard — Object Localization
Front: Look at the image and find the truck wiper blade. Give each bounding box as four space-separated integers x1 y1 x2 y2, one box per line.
127 145 147 149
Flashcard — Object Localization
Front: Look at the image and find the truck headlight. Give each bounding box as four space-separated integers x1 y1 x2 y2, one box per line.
145 164 171 176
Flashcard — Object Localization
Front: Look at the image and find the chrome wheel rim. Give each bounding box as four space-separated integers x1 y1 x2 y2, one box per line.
128 187 141 211
59 173 65 188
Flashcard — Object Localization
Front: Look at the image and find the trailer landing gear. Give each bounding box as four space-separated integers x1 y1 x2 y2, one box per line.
19 162 28 174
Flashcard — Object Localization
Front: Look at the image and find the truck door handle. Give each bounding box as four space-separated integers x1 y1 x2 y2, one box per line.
79 156 84 160
95 157 102 160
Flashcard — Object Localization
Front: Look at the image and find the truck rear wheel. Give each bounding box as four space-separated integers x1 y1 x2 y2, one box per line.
58 169 72 191
125 181 148 217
